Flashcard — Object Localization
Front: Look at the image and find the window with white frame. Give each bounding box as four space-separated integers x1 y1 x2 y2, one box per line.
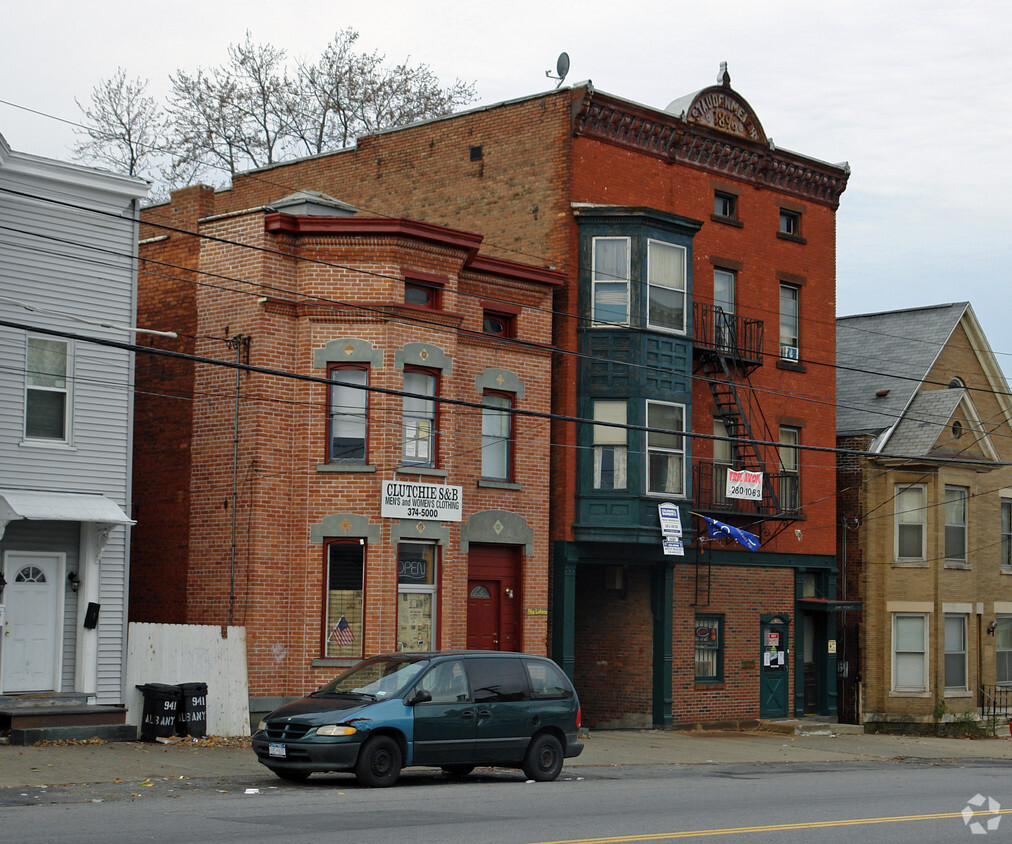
893 613 928 691
397 542 437 651
646 400 685 496
592 237 630 326
646 240 686 333
593 400 628 490
1003 500 1012 570
778 426 801 513
402 369 437 466
713 268 736 350
997 617 1012 685
779 284 799 361
25 336 71 440
895 485 926 561
481 392 512 481
944 614 967 690
944 485 968 563
327 365 368 462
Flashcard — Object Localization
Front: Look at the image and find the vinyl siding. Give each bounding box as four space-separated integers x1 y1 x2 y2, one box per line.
0 143 146 703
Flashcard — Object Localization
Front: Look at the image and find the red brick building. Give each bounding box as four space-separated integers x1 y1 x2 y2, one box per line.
133 191 561 716
136 66 848 726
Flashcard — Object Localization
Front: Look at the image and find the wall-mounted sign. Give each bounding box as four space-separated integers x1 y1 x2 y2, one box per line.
662 537 684 556
658 502 683 536
726 469 763 501
381 481 462 522
526 608 548 617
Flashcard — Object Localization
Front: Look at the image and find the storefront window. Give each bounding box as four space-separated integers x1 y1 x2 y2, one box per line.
397 543 437 651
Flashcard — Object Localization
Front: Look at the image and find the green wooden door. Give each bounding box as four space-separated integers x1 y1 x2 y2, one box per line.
760 619 790 718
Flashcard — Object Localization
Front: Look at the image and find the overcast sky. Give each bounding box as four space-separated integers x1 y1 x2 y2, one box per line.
3 1 1011 375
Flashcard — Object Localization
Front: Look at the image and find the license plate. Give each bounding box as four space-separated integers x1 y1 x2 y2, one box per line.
268 743 287 758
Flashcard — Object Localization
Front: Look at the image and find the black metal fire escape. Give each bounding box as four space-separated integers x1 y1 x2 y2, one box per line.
691 303 796 605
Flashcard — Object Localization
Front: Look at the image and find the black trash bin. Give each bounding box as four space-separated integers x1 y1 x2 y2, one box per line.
136 683 182 741
176 682 208 738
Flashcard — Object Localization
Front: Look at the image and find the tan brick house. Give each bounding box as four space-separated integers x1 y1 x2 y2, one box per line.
132 191 561 716
837 303 1012 730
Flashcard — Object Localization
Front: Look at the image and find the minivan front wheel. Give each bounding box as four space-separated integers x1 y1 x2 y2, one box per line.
355 735 402 787
522 734 564 782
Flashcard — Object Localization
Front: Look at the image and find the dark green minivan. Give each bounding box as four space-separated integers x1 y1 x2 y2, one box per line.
252 651 582 787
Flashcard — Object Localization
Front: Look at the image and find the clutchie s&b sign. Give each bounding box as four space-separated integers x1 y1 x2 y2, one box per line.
381 481 463 522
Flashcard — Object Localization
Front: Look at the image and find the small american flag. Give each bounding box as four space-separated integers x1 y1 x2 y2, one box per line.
330 615 354 646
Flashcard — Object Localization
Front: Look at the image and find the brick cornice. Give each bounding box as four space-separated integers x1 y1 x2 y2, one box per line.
571 89 849 210
263 213 484 260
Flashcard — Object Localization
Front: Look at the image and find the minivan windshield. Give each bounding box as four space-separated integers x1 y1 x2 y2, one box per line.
312 656 430 700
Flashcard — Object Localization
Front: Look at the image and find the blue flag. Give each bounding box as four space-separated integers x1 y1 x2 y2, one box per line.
702 516 760 551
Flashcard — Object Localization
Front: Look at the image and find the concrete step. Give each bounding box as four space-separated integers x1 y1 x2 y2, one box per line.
0 692 89 709
759 718 865 736
7 723 137 746
0 701 131 745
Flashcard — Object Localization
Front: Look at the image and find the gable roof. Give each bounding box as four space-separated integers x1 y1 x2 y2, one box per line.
836 302 1011 459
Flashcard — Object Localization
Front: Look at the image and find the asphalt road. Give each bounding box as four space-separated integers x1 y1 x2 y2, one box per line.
2 759 1009 843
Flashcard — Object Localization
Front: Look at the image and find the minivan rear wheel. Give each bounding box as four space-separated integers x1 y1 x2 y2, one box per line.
522 734 563 782
355 735 402 787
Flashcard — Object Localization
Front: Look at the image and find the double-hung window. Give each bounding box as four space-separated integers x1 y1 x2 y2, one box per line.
402 369 437 466
713 268 736 350
397 542 437 651
944 485 968 564
592 237 630 326
592 400 627 490
778 427 801 513
944 614 967 690
1002 500 1012 570
646 240 686 333
997 618 1012 685
895 485 926 561
892 613 927 691
325 541 364 658
779 284 799 361
481 392 512 481
327 365 368 462
25 336 71 440
646 401 685 496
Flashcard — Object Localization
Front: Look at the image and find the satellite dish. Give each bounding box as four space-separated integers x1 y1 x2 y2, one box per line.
546 52 570 88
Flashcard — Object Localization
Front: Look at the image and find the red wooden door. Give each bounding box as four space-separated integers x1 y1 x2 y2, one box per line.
467 580 500 650
466 545 521 651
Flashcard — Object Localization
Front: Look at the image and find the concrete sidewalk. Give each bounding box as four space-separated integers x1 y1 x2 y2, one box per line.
1 726 1011 789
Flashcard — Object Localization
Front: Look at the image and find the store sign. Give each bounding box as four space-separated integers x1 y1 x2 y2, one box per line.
381 481 463 522
726 469 763 501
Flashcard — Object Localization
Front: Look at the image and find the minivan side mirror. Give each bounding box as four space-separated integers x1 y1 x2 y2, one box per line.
406 688 432 706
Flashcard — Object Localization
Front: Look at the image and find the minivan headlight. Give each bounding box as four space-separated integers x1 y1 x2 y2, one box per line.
316 725 357 737
257 719 267 732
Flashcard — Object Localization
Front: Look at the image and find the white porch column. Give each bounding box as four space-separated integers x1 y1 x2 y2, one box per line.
74 522 111 699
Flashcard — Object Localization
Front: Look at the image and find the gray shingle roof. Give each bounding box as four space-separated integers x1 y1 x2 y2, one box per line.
885 388 965 456
836 303 968 440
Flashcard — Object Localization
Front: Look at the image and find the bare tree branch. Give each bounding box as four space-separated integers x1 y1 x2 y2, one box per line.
72 68 164 183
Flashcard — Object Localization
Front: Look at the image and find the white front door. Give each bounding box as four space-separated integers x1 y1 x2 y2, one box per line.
2 552 63 692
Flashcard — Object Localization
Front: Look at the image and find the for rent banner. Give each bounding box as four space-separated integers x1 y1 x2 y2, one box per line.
725 469 763 501
381 481 463 521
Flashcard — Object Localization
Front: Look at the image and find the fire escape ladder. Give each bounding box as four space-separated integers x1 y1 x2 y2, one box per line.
694 542 712 606
705 352 783 516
